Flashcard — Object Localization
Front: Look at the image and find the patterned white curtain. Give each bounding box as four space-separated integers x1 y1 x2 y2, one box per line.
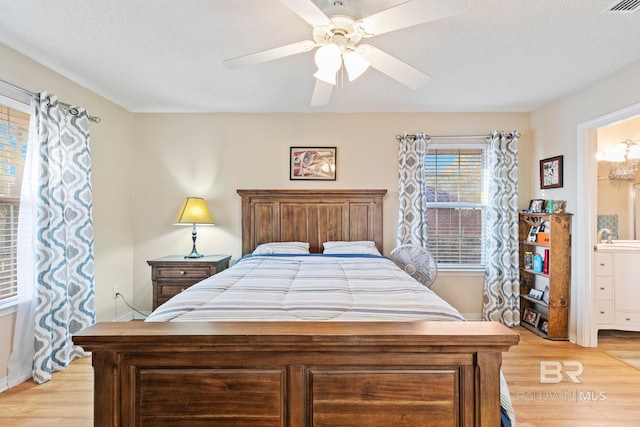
8 92 95 386
482 130 520 326
397 133 429 247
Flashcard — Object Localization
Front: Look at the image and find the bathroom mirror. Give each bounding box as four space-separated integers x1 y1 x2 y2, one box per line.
596 115 640 241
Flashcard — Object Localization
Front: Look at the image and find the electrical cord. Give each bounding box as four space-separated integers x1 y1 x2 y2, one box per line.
115 292 148 318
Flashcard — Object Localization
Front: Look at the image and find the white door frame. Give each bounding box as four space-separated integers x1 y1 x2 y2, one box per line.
576 102 640 347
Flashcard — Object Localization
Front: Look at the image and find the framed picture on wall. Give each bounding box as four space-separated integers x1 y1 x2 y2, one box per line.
290 147 336 180
540 155 563 189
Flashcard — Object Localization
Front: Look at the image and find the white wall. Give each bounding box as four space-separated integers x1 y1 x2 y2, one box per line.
530 59 640 343
0 43 135 380
132 112 531 318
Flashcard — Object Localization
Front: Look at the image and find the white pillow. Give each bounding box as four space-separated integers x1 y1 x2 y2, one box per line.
252 242 310 255
323 240 376 249
323 241 381 256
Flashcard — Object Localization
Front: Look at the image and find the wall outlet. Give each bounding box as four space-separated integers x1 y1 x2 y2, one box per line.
112 286 120 300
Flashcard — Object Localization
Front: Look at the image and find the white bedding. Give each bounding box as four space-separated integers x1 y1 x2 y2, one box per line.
145 254 465 323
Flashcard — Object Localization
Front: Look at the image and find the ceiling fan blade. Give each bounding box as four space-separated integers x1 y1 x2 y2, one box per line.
358 44 429 90
355 0 467 37
310 79 333 106
279 0 334 29
223 40 315 69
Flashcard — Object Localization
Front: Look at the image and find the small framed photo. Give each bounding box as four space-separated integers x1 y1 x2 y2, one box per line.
552 200 567 213
540 155 563 189
542 285 550 304
522 307 540 327
538 318 549 334
290 147 336 180
528 199 545 213
526 225 540 242
528 288 544 300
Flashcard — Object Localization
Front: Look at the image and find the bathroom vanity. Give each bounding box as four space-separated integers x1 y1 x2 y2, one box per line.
594 243 640 332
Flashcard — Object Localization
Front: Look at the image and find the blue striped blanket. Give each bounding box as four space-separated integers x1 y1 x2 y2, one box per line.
146 254 465 322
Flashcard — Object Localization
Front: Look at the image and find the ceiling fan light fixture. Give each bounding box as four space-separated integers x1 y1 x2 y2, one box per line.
314 43 342 72
343 50 369 81
313 67 337 85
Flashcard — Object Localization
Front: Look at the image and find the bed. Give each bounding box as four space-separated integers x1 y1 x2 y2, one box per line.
74 189 519 427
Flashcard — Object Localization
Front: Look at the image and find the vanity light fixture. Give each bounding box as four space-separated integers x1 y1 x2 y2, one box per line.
597 139 640 180
174 197 214 258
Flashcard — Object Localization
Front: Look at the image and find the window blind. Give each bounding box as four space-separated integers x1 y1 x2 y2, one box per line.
0 105 29 301
425 148 486 266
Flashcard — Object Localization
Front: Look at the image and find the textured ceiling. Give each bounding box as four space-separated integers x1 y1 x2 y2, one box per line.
1 0 639 113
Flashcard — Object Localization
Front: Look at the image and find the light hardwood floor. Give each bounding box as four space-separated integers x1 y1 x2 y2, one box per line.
0 327 639 426
503 328 640 427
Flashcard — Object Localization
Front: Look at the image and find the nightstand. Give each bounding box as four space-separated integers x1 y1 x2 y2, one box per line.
147 255 231 310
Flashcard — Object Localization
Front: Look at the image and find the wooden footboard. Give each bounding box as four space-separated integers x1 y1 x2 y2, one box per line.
74 321 518 427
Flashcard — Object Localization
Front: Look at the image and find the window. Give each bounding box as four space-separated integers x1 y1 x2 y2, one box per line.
0 98 30 304
425 145 487 268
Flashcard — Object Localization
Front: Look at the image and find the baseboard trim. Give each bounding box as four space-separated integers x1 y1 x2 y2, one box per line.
461 312 482 321
114 311 150 322
0 371 31 393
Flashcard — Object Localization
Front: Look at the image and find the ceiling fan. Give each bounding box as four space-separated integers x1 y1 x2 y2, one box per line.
223 0 467 106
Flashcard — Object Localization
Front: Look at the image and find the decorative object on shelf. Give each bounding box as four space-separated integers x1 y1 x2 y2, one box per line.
542 285 550 305
552 200 566 213
528 199 545 213
522 307 540 327
526 225 540 242
538 318 549 334
290 147 336 180
596 139 640 180
533 253 543 273
389 244 438 288
528 288 543 300
540 155 563 189
537 231 550 244
524 251 533 269
174 197 215 258
543 249 550 274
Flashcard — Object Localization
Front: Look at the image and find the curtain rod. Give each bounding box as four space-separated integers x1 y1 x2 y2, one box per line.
395 134 490 141
0 78 101 123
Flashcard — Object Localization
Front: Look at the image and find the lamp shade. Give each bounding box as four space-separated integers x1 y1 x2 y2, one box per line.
343 50 370 81
314 43 342 72
174 197 214 225
313 67 338 85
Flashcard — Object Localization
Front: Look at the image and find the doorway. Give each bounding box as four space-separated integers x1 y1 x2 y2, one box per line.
577 102 640 347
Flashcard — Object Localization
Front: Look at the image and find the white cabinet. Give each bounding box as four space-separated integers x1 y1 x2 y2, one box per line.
594 252 614 327
613 252 640 311
595 249 640 332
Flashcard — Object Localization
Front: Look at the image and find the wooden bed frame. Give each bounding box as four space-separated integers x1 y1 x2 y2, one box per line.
74 189 519 427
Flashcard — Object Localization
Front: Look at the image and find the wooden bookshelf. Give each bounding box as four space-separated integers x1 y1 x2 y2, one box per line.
519 212 572 340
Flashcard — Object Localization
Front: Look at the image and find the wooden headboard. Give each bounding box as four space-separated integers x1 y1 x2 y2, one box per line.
237 189 387 255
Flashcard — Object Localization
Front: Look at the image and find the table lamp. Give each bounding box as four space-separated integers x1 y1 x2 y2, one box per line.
174 197 214 258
